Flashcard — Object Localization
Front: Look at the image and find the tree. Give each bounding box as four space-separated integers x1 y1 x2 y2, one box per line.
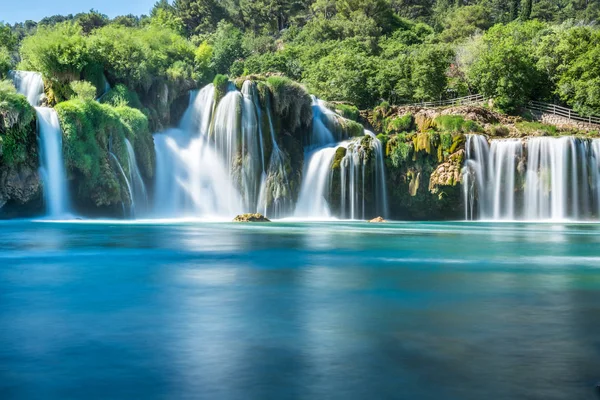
173 0 229 35
520 0 532 20
209 21 246 75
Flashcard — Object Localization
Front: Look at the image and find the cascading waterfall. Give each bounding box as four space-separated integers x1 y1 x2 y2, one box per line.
36 108 70 217
464 134 600 220
125 139 148 217
9 70 45 106
295 146 337 218
339 132 389 220
11 70 71 217
108 151 134 217
153 84 242 218
295 100 389 219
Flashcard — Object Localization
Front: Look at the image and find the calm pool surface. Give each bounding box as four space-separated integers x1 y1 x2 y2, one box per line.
0 220 599 399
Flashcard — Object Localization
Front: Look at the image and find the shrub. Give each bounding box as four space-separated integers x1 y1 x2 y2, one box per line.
385 113 413 133
334 103 359 121
434 115 482 133
70 80 97 101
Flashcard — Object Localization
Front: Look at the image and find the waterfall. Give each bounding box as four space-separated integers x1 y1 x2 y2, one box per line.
36 108 70 217
153 84 242 218
125 139 148 217
10 70 71 217
294 146 337 218
464 134 600 221
108 152 134 217
295 109 389 220
339 132 388 219
9 70 44 106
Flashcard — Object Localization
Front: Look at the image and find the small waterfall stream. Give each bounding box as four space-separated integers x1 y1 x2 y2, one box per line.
125 139 148 217
11 70 71 217
464 134 600 220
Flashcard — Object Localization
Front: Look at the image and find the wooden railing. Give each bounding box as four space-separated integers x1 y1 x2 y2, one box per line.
526 100 600 127
404 94 486 108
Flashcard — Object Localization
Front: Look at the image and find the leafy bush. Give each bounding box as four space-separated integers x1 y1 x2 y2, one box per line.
385 113 413 133
70 80 97 101
334 103 359 121
434 115 482 133
0 81 36 165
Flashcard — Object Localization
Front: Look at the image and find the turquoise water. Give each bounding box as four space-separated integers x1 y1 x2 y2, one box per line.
0 220 599 399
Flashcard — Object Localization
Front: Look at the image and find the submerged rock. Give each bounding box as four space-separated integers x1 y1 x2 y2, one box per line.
369 216 386 223
233 213 271 222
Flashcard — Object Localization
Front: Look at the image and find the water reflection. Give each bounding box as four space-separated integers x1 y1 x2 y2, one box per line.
0 220 599 399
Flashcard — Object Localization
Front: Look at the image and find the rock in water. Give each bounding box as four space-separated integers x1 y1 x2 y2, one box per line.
369 216 386 223
233 213 271 222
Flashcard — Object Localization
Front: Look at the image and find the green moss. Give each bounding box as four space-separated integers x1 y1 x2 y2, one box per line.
415 114 436 132
332 146 347 170
342 119 364 137
440 132 453 150
213 74 230 103
385 113 413 134
334 103 359 121
386 135 414 168
449 134 465 153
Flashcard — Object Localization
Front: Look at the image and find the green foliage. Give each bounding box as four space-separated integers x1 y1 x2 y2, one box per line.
0 47 11 79
434 115 482 133
386 135 413 168
55 99 154 206
0 81 36 166
70 80 97 101
210 21 246 75
266 76 312 132
334 103 359 121
385 113 413 134
18 22 89 103
213 74 230 102
468 21 549 112
100 84 143 109
515 121 558 136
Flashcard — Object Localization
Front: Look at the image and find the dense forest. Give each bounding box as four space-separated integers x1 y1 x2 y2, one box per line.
2 0 600 115
1 0 600 219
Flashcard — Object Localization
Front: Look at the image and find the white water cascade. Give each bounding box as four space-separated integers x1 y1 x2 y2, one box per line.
153 84 242 218
125 139 148 217
295 99 389 219
36 108 70 217
463 134 600 220
11 71 71 217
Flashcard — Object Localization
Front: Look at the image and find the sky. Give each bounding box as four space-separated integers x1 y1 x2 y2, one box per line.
1 0 157 24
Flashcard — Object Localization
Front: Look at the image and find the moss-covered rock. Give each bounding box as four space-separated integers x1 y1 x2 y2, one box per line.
233 213 271 222
55 99 154 216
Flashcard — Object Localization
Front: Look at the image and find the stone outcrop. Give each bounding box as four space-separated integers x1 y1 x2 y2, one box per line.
233 213 271 222
429 150 464 194
369 216 386 222
0 165 42 211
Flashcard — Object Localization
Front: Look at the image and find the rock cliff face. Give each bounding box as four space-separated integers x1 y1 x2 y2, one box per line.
0 165 42 216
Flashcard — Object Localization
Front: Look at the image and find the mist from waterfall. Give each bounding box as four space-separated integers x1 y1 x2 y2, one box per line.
463 134 600 221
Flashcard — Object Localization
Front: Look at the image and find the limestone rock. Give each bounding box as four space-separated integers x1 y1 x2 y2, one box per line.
369 216 386 223
0 165 41 206
233 213 271 222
